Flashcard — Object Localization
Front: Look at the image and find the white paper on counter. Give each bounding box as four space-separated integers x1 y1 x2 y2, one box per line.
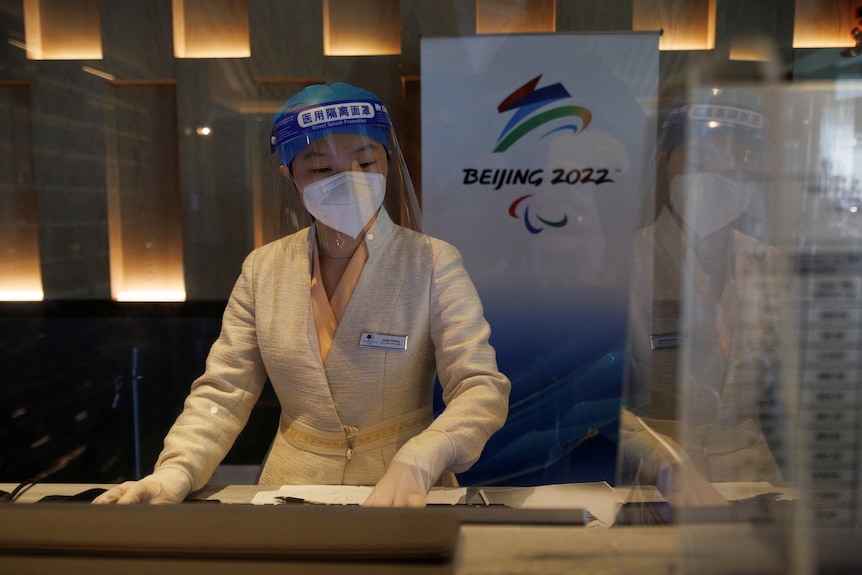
252 485 373 505
479 482 624 526
251 482 624 526
711 482 795 502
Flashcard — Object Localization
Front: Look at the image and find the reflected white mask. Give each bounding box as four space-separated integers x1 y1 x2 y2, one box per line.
301 171 386 238
669 172 754 238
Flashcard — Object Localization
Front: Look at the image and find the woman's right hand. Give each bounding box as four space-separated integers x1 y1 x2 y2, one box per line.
92 468 191 504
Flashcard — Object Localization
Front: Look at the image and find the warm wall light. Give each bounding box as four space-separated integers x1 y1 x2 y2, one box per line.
1 81 42 301
108 235 187 303
793 0 856 48
0 244 43 302
633 0 716 50
0 237 43 302
105 85 186 303
0 255 44 301
0 199 43 302
173 0 251 58
323 0 401 56
23 0 103 60
107 216 187 302
115 290 186 302
0 290 44 301
476 0 556 34
730 36 776 62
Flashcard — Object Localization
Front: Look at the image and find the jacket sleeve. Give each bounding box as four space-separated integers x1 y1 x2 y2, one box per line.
426 242 511 473
153 250 269 491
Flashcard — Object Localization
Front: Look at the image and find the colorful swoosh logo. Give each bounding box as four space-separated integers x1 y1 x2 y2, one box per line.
509 194 568 235
494 74 592 153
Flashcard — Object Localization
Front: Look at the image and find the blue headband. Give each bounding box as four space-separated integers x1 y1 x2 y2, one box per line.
270 83 392 167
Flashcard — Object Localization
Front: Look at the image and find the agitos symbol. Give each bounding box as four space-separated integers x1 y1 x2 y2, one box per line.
508 194 568 235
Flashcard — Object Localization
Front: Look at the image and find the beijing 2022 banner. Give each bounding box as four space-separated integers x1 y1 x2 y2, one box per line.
421 33 658 485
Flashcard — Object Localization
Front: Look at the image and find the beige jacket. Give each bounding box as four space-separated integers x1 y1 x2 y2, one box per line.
155 211 510 490
623 209 784 483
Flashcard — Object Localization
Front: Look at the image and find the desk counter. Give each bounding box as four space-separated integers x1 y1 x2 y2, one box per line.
0 483 791 575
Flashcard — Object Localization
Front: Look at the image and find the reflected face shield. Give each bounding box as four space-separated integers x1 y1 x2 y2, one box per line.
660 87 773 240
663 95 770 182
674 132 769 181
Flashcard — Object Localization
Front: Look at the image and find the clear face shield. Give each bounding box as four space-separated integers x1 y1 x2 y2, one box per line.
662 88 772 243
270 93 421 255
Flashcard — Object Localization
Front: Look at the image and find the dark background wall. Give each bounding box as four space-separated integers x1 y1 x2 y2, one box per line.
0 302 279 483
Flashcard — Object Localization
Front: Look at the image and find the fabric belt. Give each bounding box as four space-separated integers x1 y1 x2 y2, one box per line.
282 405 434 459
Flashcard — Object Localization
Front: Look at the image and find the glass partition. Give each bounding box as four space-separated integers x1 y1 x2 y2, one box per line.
617 44 862 574
775 77 862 575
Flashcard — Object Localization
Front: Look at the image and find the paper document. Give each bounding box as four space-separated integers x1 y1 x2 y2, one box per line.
252 485 372 506
252 485 472 506
251 482 624 525
479 483 624 525
711 482 794 502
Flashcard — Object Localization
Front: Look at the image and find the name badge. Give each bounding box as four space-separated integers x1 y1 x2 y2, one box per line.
360 332 408 351
649 333 688 350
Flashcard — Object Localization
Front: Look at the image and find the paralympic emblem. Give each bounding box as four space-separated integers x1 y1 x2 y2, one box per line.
495 75 591 234
508 193 567 234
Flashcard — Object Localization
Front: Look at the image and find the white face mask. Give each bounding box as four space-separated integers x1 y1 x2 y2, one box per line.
301 171 387 238
669 172 754 238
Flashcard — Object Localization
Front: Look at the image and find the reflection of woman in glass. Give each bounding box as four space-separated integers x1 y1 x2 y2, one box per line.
621 86 785 491
94 83 510 507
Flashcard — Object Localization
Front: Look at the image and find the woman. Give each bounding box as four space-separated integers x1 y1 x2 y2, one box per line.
621 86 785 495
95 83 510 507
